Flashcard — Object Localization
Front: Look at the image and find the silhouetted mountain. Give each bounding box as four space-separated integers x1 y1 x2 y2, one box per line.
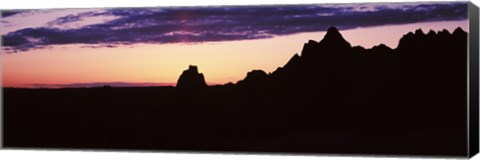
371 43 392 52
3 26 469 156
248 26 466 88
176 65 207 89
318 27 352 49
238 26 467 134
237 70 269 88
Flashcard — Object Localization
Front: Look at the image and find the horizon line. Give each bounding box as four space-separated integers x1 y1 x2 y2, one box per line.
2 81 227 89
2 26 468 89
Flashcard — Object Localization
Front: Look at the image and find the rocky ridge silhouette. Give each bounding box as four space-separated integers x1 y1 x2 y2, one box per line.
176 65 207 90
176 26 467 136
4 26 469 156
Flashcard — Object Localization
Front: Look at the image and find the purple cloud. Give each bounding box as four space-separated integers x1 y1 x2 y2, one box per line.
2 2 468 53
1 10 24 17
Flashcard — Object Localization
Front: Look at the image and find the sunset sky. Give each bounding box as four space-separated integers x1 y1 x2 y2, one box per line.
1 2 469 88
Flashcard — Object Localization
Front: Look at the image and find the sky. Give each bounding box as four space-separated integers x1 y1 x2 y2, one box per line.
0 2 469 88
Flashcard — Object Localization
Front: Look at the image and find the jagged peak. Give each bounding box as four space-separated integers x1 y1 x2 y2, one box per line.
302 40 318 50
318 26 351 48
415 28 425 36
300 40 319 57
438 29 451 35
327 26 341 36
453 27 466 35
427 30 436 36
188 65 199 73
307 40 318 45
323 27 342 39
284 53 301 68
176 65 207 89
398 29 425 49
371 43 392 51
271 66 284 75
247 69 268 76
373 43 389 48
291 53 300 59
404 31 415 38
237 69 269 86
397 28 464 50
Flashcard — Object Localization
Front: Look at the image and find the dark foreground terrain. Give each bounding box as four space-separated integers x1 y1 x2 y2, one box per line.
3 27 468 156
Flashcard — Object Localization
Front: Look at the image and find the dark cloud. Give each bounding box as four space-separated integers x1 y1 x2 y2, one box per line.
1 10 24 17
46 11 111 27
2 2 468 53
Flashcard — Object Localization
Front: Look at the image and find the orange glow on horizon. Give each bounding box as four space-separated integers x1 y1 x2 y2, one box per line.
1 20 468 88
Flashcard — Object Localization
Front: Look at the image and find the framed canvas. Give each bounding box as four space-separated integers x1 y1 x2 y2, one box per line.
1 0 479 159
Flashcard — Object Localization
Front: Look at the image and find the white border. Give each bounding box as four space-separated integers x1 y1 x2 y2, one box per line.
0 0 478 160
